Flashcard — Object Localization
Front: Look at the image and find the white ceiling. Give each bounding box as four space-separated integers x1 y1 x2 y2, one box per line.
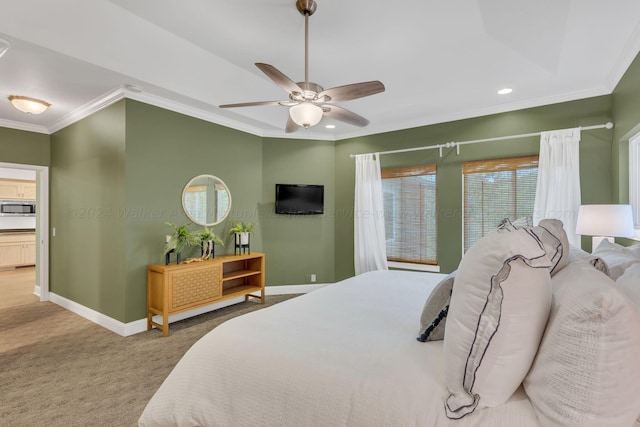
1 0 639 140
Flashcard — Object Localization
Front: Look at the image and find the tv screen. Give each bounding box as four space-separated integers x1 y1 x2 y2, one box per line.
275 184 324 215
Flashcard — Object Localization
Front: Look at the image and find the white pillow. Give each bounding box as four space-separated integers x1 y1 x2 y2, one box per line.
592 239 640 280
617 263 640 308
524 261 640 427
443 227 552 419
531 218 570 276
568 243 610 275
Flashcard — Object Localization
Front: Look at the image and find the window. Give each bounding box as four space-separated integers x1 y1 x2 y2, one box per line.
463 155 539 252
382 165 437 265
630 132 640 230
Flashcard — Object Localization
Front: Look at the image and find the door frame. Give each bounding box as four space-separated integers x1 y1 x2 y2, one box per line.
0 161 49 301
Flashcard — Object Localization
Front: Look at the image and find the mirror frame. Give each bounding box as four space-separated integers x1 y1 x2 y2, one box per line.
181 174 232 226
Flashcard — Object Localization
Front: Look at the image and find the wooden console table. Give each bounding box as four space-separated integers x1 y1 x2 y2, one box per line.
147 252 265 337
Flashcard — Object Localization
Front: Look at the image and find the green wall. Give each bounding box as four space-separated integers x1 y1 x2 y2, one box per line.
335 96 614 279
0 126 50 166
0 126 50 291
261 138 335 285
612 53 640 204
123 100 263 322
50 101 127 320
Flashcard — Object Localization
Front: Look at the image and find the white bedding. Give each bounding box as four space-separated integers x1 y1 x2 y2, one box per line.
139 270 541 427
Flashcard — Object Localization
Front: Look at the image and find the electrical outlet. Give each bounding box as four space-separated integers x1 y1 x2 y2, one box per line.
310 274 316 283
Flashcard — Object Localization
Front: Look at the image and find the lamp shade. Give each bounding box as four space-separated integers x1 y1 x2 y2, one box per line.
8 95 51 114
289 103 323 128
575 204 635 237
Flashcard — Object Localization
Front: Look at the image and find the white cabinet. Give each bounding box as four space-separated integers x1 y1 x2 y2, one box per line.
0 179 36 200
0 233 36 268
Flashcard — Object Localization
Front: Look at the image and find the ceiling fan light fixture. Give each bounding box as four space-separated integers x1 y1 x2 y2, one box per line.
289 103 323 128
8 95 51 114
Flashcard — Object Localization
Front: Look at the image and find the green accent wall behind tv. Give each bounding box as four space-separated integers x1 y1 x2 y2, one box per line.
261 138 335 286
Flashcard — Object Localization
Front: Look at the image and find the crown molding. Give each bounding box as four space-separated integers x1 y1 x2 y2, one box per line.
0 81 617 140
47 88 126 134
0 118 49 134
605 21 640 92
336 86 612 140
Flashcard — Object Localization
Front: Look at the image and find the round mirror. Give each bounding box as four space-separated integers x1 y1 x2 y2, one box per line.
182 175 232 226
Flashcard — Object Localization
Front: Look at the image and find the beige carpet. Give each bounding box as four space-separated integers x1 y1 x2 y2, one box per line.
0 294 297 427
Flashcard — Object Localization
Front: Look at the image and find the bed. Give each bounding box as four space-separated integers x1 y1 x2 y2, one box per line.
139 270 541 427
139 230 640 427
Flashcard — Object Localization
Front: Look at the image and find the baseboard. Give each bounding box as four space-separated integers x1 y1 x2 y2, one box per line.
265 283 328 295
34 285 41 297
48 283 329 337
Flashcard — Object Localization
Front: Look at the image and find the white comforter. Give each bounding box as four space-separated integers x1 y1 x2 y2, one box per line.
139 270 541 427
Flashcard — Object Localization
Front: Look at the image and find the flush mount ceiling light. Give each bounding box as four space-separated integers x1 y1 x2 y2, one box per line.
219 0 385 132
0 36 10 59
497 88 513 95
8 95 51 114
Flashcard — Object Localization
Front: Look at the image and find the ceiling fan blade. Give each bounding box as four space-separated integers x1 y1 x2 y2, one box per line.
256 63 304 95
285 116 299 133
219 100 283 108
323 105 370 127
318 81 385 103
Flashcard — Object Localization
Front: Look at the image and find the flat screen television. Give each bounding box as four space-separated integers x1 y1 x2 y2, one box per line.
275 184 324 215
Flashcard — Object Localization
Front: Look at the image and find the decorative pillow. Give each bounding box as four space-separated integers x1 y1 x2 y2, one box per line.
568 244 610 275
511 216 533 227
616 263 640 308
592 239 640 280
500 217 570 276
443 227 552 419
417 271 455 342
534 219 570 275
524 261 640 427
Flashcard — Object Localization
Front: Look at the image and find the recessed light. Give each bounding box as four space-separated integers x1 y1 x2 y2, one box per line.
325 124 336 129
124 84 143 93
497 88 513 95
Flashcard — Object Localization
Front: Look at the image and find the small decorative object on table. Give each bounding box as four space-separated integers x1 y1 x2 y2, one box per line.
164 222 200 265
230 221 255 255
198 226 224 260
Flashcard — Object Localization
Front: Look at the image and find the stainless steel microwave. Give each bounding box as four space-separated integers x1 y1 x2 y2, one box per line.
0 200 36 216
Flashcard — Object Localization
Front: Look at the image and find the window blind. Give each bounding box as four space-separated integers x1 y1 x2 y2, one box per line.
463 155 538 252
382 165 437 265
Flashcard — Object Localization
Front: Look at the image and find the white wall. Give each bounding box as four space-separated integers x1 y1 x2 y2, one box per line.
0 167 36 180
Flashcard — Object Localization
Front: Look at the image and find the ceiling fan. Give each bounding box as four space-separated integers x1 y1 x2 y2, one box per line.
219 0 385 133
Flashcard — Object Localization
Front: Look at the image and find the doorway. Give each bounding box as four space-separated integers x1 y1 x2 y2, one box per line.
0 162 49 307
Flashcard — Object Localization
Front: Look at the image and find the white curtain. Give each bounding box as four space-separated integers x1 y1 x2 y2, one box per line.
533 128 581 246
354 153 388 275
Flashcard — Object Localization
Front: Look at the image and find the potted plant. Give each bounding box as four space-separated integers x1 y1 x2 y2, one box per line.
165 222 200 264
229 221 255 254
198 226 224 260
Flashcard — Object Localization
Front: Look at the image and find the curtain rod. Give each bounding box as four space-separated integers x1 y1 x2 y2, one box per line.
349 122 614 159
